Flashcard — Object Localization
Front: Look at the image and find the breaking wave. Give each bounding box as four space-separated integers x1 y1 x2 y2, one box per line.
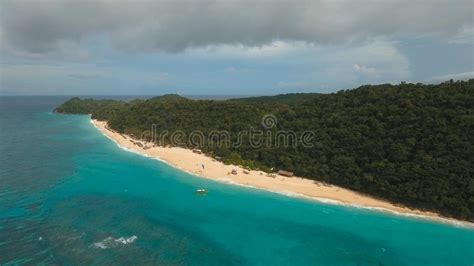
91 235 138 249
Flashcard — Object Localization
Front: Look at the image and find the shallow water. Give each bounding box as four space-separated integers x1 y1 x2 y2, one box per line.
1 96 473 265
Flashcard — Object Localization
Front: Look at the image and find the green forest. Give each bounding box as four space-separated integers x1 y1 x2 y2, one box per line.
55 80 474 221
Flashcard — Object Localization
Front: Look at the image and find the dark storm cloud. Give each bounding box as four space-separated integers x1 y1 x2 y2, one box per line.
1 0 472 55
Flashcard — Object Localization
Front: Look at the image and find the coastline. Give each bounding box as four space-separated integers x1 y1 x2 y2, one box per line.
91 119 473 228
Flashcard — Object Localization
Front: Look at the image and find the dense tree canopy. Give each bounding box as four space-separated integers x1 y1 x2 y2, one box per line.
55 80 474 221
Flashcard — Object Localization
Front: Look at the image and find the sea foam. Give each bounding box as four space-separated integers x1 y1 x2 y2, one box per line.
91 235 138 249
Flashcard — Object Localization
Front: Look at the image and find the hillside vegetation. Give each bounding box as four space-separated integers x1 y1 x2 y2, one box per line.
56 80 474 221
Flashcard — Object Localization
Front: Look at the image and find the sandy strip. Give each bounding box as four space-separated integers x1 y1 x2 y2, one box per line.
91 119 473 227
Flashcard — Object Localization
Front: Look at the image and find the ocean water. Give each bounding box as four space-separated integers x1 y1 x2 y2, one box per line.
0 96 473 265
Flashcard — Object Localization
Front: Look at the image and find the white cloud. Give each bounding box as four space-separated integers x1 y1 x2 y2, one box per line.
187 41 315 59
449 25 474 44
224 66 253 73
313 39 411 86
264 39 412 92
353 64 377 78
430 71 474 81
0 0 471 56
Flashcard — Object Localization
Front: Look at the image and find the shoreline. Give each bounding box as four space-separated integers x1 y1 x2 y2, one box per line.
91 119 473 228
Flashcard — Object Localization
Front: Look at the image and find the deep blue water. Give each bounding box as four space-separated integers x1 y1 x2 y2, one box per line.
0 96 473 265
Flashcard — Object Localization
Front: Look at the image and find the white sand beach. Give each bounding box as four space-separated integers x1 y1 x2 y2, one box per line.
91 119 473 227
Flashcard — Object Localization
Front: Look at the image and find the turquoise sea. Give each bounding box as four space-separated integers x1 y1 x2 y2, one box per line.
1 96 473 265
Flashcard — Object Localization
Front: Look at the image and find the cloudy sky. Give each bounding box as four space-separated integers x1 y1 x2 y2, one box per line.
0 0 473 96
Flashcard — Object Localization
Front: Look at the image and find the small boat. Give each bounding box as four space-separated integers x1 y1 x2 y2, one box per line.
196 188 208 195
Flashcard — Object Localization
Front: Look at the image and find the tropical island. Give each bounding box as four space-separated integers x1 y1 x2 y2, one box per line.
55 80 474 223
